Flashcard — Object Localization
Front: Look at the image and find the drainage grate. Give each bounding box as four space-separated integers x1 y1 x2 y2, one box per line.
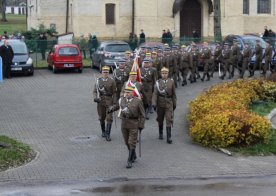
70 135 99 143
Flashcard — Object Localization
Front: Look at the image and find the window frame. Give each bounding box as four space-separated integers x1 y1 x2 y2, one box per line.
243 0 249 14
257 0 271 14
105 3 115 25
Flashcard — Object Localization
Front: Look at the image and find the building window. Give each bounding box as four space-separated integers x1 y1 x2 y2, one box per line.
106 4 115 25
257 0 271 14
243 0 249 14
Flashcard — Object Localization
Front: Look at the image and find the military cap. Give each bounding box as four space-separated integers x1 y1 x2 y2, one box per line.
152 51 157 55
118 58 126 63
224 42 230 45
146 52 151 56
255 40 260 42
215 41 221 45
203 41 208 44
160 67 169 73
164 47 171 51
181 45 187 48
129 71 137 75
143 58 150 63
124 86 134 92
164 43 169 47
102 66 110 73
125 51 131 54
172 45 178 49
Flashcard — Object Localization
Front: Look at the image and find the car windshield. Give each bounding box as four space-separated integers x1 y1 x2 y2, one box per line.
10 42 28 54
58 47 79 56
242 37 266 48
105 44 130 52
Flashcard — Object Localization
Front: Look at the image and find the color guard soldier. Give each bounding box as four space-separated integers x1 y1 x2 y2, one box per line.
141 58 156 119
200 42 212 81
230 40 240 78
250 40 262 77
114 85 145 168
113 58 130 101
93 66 117 141
211 42 222 77
240 42 252 78
152 67 177 144
263 42 272 77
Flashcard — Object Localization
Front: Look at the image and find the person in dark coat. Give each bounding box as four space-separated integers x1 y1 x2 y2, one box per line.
139 29 146 44
37 33 47 60
0 39 14 79
161 30 167 43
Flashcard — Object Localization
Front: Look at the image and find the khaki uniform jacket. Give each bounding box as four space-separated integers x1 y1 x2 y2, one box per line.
119 97 145 129
162 55 176 77
243 47 252 60
180 51 192 69
152 78 177 109
120 81 148 105
264 47 272 61
93 77 117 104
214 47 222 61
255 44 263 61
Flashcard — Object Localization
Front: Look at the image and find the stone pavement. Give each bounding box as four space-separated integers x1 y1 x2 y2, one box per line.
0 69 276 184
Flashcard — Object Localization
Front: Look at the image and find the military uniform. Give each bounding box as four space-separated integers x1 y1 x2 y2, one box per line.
141 59 156 119
200 43 212 81
211 43 222 77
230 42 240 77
190 46 199 83
152 67 177 144
240 44 252 78
179 45 192 86
93 66 117 141
263 44 272 77
113 60 130 101
162 51 177 82
220 44 232 80
250 42 262 76
117 86 145 168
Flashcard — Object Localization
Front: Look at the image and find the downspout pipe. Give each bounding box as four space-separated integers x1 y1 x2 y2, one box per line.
132 0 135 33
66 0 69 33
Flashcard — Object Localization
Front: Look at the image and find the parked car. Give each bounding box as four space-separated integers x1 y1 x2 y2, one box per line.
91 41 131 71
0 39 34 76
47 44 83 73
223 34 276 66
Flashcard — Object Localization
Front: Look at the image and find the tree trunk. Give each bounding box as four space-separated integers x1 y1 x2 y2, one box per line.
213 0 221 41
1 0 8 22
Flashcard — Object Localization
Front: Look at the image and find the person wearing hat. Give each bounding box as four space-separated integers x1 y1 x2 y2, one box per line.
219 43 232 80
141 58 157 119
152 67 177 144
229 40 241 78
124 51 134 70
210 42 222 78
199 42 212 82
179 45 192 86
190 44 200 83
93 66 117 141
113 58 130 101
79 34 87 59
263 41 272 77
114 85 145 168
249 40 262 77
240 42 252 79
172 45 181 84
162 47 177 87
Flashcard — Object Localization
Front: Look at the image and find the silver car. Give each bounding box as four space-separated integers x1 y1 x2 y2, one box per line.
91 41 131 71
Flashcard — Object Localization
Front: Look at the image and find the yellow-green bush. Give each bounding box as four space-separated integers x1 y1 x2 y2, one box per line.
188 79 274 148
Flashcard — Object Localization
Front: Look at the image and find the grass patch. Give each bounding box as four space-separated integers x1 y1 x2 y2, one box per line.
0 135 35 171
0 14 27 34
32 58 92 69
229 101 276 156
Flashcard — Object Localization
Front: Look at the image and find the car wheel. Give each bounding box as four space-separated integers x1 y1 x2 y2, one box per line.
53 65 57 74
48 64 52 70
91 58 96 69
78 68 83 73
99 62 103 73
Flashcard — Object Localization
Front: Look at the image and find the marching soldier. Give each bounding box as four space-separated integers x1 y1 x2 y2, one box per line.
220 43 232 80
125 51 134 70
240 42 252 79
190 44 199 83
152 67 177 144
249 40 262 77
162 48 177 86
262 42 272 77
141 58 156 119
179 45 192 86
113 58 130 101
113 86 145 168
93 66 117 141
153 49 164 78
230 40 240 78
200 42 212 81
211 42 222 77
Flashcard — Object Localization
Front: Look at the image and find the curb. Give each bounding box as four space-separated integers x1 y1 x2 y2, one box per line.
267 108 276 129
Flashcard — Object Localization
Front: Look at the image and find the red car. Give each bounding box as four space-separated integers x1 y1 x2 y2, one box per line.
47 44 83 73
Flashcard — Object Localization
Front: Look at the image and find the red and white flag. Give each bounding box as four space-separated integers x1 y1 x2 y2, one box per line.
127 81 141 99
131 56 142 83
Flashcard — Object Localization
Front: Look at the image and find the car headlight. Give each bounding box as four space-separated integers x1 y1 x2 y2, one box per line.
26 57 33 65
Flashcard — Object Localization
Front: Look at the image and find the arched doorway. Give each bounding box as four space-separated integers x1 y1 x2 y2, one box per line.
180 0 201 37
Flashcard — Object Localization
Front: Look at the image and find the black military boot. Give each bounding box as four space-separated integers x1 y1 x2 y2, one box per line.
105 123 112 141
201 73 206 82
166 126 172 144
159 124 163 140
100 123 106 137
126 149 134 168
206 73 210 81
219 74 225 80
131 149 137 163
182 79 187 86
145 107 149 120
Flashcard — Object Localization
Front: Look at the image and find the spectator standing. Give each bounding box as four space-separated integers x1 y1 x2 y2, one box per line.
91 35 98 54
0 39 14 79
3 31 9 39
139 29 146 44
37 33 47 60
161 30 167 44
166 29 173 47
192 29 200 42
79 34 87 59
263 26 269 38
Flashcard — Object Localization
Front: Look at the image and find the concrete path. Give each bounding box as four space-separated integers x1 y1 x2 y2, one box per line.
0 69 276 185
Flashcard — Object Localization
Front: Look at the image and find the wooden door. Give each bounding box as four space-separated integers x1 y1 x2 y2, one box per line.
180 0 202 37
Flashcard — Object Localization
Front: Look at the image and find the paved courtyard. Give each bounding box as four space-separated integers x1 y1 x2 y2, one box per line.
0 69 276 185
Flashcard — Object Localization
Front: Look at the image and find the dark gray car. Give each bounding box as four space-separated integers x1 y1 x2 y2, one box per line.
91 41 131 71
0 39 34 76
